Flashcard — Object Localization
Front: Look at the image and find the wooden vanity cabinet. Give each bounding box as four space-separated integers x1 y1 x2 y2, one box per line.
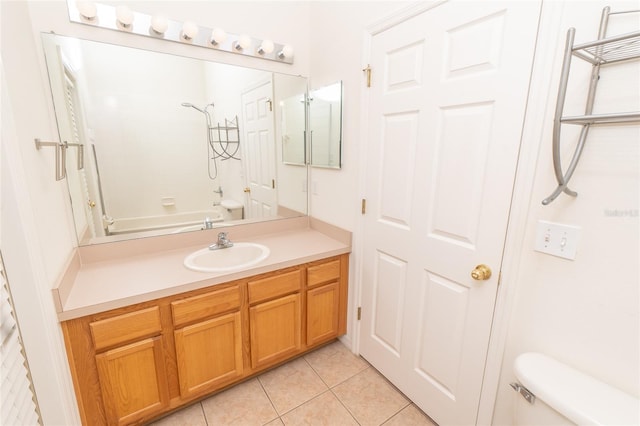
62 305 171 426
247 268 303 369
306 259 343 346
61 254 349 425
95 337 169 425
171 284 245 399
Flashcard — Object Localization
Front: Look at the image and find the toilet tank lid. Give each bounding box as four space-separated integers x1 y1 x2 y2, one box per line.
221 199 243 209
514 353 639 426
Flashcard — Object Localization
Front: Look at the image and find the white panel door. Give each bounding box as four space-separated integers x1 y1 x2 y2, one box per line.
241 78 277 219
359 2 541 425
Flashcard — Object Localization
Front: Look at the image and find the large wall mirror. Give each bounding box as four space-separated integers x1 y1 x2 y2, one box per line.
281 92 307 166
281 81 343 168
309 81 342 169
41 33 309 246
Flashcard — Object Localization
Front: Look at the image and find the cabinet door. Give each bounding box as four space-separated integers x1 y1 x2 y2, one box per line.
249 293 301 369
307 282 340 346
95 337 169 426
174 311 243 398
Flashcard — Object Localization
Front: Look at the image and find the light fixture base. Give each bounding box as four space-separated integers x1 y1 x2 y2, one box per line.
66 1 294 65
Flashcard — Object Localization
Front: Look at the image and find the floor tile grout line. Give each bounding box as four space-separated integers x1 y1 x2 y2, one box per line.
329 364 416 426
270 388 335 424
259 357 330 419
302 354 333 389
328 387 363 426
379 401 412 426
156 341 419 426
273 346 366 423
304 347 372 390
261 356 331 423
198 402 209 426
256 374 282 425
271 342 369 417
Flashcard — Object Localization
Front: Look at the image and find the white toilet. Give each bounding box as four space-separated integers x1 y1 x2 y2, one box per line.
512 352 639 425
220 199 244 221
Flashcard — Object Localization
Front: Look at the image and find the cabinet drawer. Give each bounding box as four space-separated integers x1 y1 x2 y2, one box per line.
90 306 162 350
307 259 341 288
248 270 301 304
171 285 241 327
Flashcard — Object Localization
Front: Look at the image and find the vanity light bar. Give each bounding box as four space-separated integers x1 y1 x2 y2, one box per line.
66 1 294 64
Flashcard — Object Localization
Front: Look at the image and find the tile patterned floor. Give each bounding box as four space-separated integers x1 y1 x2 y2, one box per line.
150 340 437 426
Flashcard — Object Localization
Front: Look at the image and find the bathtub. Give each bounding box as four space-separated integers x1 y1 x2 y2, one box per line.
107 209 224 235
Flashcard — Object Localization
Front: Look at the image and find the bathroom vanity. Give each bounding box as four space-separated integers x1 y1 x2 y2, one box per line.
54 217 350 425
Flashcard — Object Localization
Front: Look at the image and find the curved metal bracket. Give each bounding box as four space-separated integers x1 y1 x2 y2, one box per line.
542 125 588 205
542 23 602 205
543 7 640 205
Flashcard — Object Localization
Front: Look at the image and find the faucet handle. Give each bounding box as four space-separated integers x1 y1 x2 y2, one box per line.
218 231 227 239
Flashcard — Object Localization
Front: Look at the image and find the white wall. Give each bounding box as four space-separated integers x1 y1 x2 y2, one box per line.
306 1 412 348
1 2 81 424
492 1 639 423
3 1 637 424
274 72 309 214
2 1 310 423
307 1 410 231
308 1 638 424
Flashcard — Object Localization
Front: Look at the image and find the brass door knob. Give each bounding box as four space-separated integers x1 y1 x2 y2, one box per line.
243 187 251 193
471 264 492 281
88 200 96 208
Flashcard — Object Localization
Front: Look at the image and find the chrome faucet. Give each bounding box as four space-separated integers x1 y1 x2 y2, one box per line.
203 217 214 229
209 232 233 250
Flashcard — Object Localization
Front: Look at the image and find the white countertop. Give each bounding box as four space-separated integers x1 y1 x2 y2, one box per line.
55 219 351 321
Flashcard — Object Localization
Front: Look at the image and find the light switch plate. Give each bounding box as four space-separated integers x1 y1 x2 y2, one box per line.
534 220 581 260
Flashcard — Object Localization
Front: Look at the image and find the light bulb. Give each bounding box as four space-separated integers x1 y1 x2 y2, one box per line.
182 21 199 40
278 44 294 59
76 1 97 19
258 39 274 55
115 5 134 27
210 28 227 46
150 15 168 34
234 34 251 51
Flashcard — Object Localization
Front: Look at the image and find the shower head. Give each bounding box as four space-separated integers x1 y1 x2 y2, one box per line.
181 102 206 113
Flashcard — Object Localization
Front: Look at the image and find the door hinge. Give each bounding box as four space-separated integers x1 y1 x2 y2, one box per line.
362 65 372 88
361 199 366 214
272 179 275 189
357 307 362 320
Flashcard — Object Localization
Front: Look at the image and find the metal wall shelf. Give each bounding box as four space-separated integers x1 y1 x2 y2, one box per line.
543 7 640 205
210 116 240 161
560 112 640 125
572 30 640 65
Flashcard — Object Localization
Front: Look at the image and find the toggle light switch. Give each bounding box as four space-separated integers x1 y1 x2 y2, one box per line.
534 220 581 260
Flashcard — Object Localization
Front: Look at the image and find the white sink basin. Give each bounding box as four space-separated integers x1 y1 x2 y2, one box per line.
184 242 270 272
